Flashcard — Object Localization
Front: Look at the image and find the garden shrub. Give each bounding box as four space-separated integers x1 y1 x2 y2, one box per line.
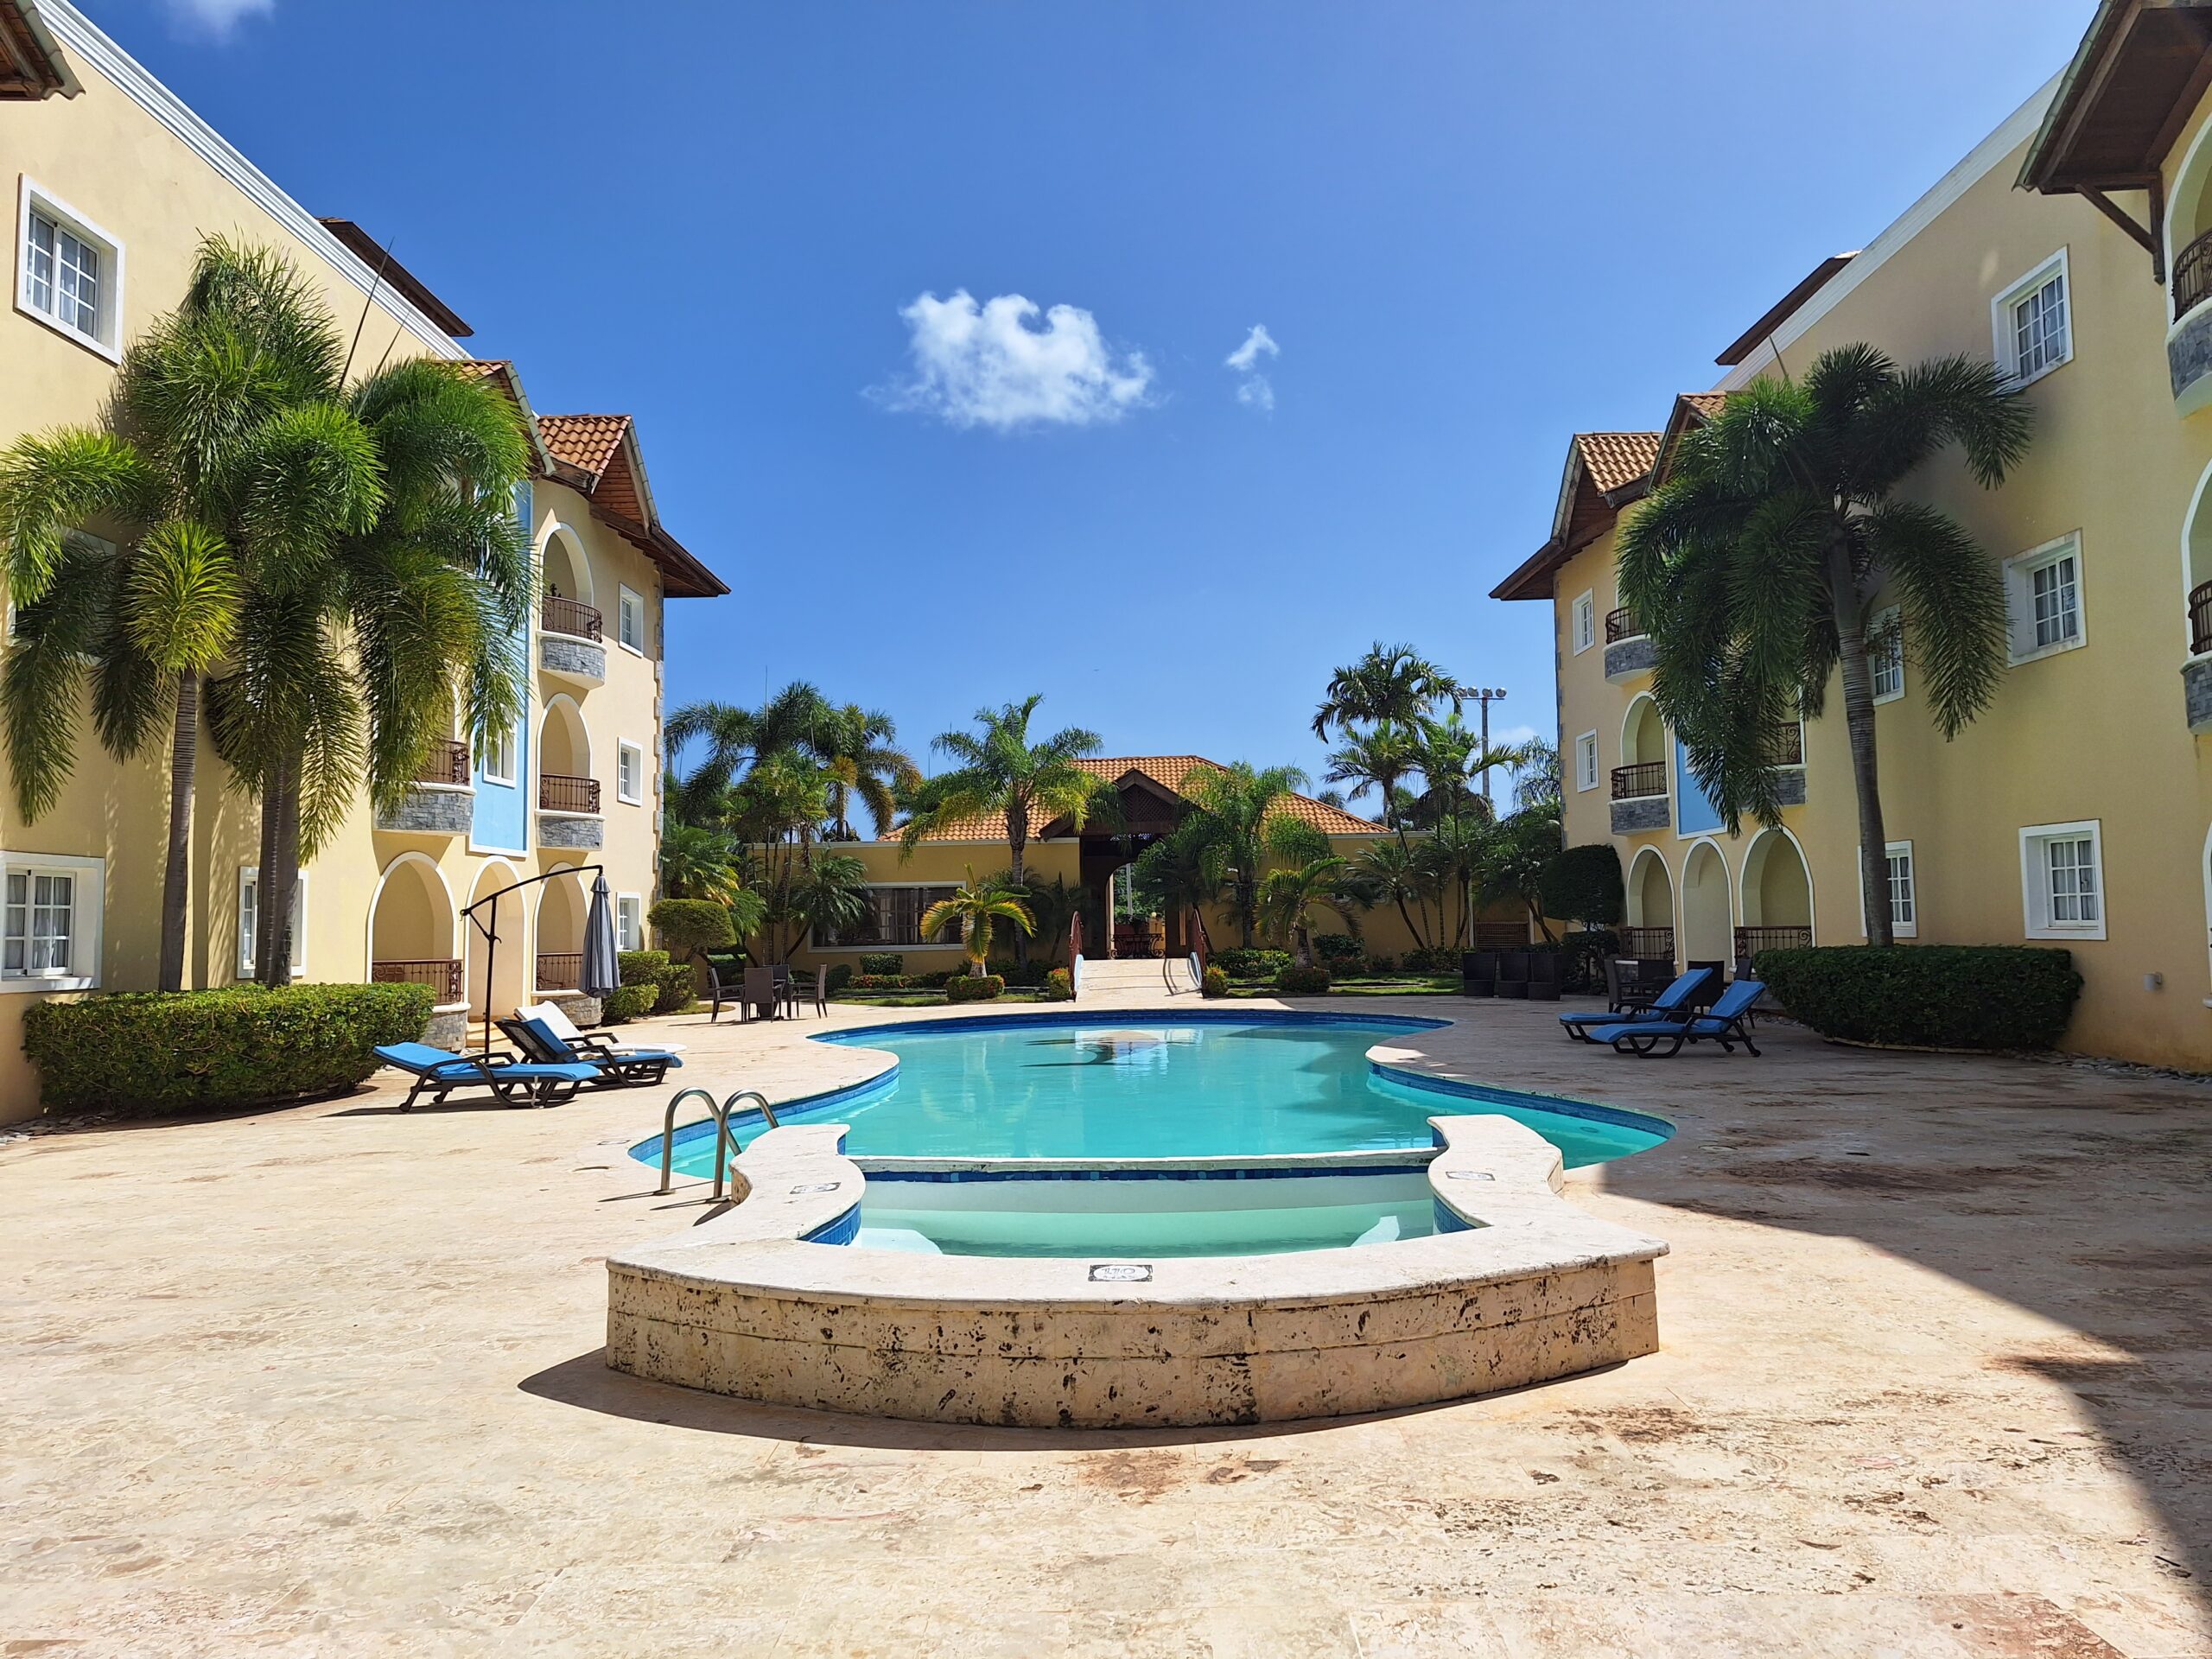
1201 965 1229 999
601 982 658 1024
995 960 1052 988
824 963 854 994
1538 843 1625 926
645 899 734 961
25 982 434 1116
1274 964 1332 995
1752 945 2082 1050
1400 946 1452 974
848 973 916 990
1213 947 1291 980
917 969 957 989
859 953 905 976
649 962 695 1014
617 949 670 987
946 974 1005 1003
1043 968 1073 1001
1543 930 1621 995
1365 953 1396 976
1313 933 1364 968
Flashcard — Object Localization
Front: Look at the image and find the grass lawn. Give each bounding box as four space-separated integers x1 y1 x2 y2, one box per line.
1217 976 1460 998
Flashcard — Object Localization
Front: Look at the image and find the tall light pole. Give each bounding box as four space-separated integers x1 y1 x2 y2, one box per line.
1470 687 1508 801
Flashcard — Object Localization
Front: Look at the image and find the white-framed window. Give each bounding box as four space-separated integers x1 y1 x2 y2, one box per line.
1992 250 2071 387
0 852 103 991
1571 591 1595 654
2004 533 2085 664
1574 730 1599 791
237 867 308 977
481 724 517 786
616 740 645 805
616 893 642 952
2020 820 2105 941
1885 841 1916 938
1869 605 1905 703
617 585 645 654
16 179 124 359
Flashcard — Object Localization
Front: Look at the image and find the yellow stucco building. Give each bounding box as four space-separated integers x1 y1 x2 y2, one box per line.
1495 1 2212 1067
0 1 726 1118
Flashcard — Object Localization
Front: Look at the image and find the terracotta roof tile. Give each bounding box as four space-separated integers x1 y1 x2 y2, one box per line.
536 414 632 482
1680 391 1729 419
1573 432 1662 496
880 755 1381 842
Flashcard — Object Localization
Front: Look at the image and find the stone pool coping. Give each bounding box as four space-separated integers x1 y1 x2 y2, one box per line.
605 1113 1669 1427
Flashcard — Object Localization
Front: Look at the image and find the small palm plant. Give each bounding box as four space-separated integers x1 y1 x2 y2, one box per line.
1260 855 1348 968
919 868 1034 978
1618 345 2031 945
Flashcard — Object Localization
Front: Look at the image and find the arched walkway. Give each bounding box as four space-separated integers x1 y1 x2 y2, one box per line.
1739 829 1815 962
1680 840 1732 970
535 864 589 992
2184 460 2212 653
1620 696 1667 768
538 696 594 814
369 854 460 1006
1625 846 1675 963
465 859 528 1023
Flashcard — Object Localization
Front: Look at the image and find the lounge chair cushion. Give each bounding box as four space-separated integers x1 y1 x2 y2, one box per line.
372 1042 598 1083
518 1016 681 1069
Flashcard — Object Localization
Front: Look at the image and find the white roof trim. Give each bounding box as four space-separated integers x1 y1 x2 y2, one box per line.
35 0 463 362
1715 73 2063 391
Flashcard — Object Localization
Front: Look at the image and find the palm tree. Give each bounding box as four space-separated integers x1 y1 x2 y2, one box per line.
1618 346 2031 946
1356 837 1438 954
1312 642 1464 741
665 681 833 824
1017 872 1086 965
1158 762 1327 949
659 817 746 905
1475 804 1565 944
899 695 1104 963
811 701 918 841
1131 832 1222 954
1260 854 1347 968
1323 723 1421 845
919 868 1035 977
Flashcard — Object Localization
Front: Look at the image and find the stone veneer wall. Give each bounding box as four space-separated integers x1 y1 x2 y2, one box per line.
1611 797 1669 836
374 786 473 836
2183 658 2212 733
1602 637 1656 679
541 635 607 680
539 815 604 849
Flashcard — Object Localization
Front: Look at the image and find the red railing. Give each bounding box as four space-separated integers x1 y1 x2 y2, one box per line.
416 737 469 786
372 957 463 1002
1605 607 1642 644
541 593 602 641
538 772 600 813
2191 579 2212 657
1619 926 1675 960
536 952 582 990
2175 226 2212 323
1611 760 1667 800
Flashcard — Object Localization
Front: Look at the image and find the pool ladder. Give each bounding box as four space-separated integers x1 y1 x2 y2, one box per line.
656 1088 779 1200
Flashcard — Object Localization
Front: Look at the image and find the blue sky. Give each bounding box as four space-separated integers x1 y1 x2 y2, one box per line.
99 0 2092 808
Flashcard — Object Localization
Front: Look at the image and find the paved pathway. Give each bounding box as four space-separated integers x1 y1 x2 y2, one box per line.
2 993 2206 1656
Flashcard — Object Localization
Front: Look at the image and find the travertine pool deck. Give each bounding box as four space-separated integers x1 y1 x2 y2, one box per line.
2 994 2207 1656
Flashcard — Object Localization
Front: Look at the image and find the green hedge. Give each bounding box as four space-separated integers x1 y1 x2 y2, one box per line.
947 974 1005 1002
1539 843 1624 926
601 982 658 1024
859 953 905 976
1043 968 1073 1001
1752 944 2082 1050
24 982 433 1116
1274 964 1331 995
1213 948 1291 979
824 963 854 994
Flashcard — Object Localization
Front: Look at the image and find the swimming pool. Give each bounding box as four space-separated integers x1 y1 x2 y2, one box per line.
644 1012 1670 1181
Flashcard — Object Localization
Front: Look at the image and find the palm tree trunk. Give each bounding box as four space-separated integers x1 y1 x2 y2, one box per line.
1007 804 1029 967
1394 893 1427 954
1830 543 1893 948
254 749 301 988
157 671 199 994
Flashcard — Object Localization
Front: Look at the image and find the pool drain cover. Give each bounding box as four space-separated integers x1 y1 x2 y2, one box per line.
1089 1263 1153 1282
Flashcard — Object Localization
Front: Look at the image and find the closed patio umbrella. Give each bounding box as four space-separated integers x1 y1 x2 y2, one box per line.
581 872 621 1003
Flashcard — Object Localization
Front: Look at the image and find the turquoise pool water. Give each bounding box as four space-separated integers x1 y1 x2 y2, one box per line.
645 1013 1670 1177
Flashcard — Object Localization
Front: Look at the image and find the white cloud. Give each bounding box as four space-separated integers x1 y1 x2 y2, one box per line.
874 289 1154 431
1224 324 1279 372
1224 323 1279 411
163 0 274 36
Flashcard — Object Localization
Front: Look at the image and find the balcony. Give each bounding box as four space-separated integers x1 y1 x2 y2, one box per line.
1618 926 1674 962
536 952 582 991
537 771 603 849
2171 228 2212 414
1608 760 1669 836
1602 607 1654 682
372 737 474 836
539 594 607 688
2184 580 2212 732
1768 724 1808 807
1734 925 1811 964
372 957 464 1004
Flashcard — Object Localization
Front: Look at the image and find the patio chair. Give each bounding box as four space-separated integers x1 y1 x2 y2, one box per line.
702 955 741 1023
1685 961 1728 1011
518 999 687 1058
785 966 828 1017
1495 950 1531 999
496 1015 683 1089
1585 978 1767 1058
741 965 783 1021
1460 950 1499 997
1525 950 1562 1003
1558 966 1713 1043
372 1041 600 1112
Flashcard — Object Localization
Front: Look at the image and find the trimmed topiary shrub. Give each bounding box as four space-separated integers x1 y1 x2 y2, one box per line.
601 982 658 1024
1043 968 1073 1001
646 898 734 962
946 974 1005 1002
917 969 957 989
649 962 694 1014
859 953 905 976
824 963 854 994
1213 947 1291 980
1753 944 2082 1050
1539 843 1625 927
1399 946 1452 974
1542 929 1621 995
25 982 434 1116
1274 964 1332 995
1314 933 1363 967
848 973 916 990
618 949 669 987
1201 965 1229 999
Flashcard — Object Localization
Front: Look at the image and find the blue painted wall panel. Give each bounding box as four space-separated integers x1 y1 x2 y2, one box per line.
471 480 533 855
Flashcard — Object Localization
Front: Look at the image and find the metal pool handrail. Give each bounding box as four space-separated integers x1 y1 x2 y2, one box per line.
657 1087 782 1200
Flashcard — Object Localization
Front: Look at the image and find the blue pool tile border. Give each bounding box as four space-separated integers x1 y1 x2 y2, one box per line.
816 1007 1449 1046
863 1163 1438 1186
1374 1062 1675 1140
634 1070 898 1165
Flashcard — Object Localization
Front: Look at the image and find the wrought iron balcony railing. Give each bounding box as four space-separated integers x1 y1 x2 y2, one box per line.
538 772 601 814
1611 760 1668 800
541 593 603 641
372 957 463 1002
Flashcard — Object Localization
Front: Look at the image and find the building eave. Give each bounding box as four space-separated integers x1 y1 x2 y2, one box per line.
2019 0 2212 194
1 0 79 97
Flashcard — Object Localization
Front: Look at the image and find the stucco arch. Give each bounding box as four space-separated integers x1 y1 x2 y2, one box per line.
538 694 591 783
1679 838 1732 968
464 857 528 1021
1626 845 1675 931
365 852 459 1001
2167 113 2212 307
540 520 595 611
2183 456 2212 653
535 862 590 992
1619 695 1667 768
1738 826 1815 938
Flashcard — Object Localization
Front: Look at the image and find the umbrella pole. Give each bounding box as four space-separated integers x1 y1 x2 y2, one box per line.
458 864 607 1058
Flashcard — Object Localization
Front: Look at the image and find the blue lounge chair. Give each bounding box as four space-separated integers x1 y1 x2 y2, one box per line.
496 1015 683 1088
1558 967 1713 1043
1586 978 1766 1058
372 1042 601 1111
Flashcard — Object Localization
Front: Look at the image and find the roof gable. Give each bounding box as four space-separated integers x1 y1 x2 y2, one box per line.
883 754 1380 842
1490 431 1659 601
